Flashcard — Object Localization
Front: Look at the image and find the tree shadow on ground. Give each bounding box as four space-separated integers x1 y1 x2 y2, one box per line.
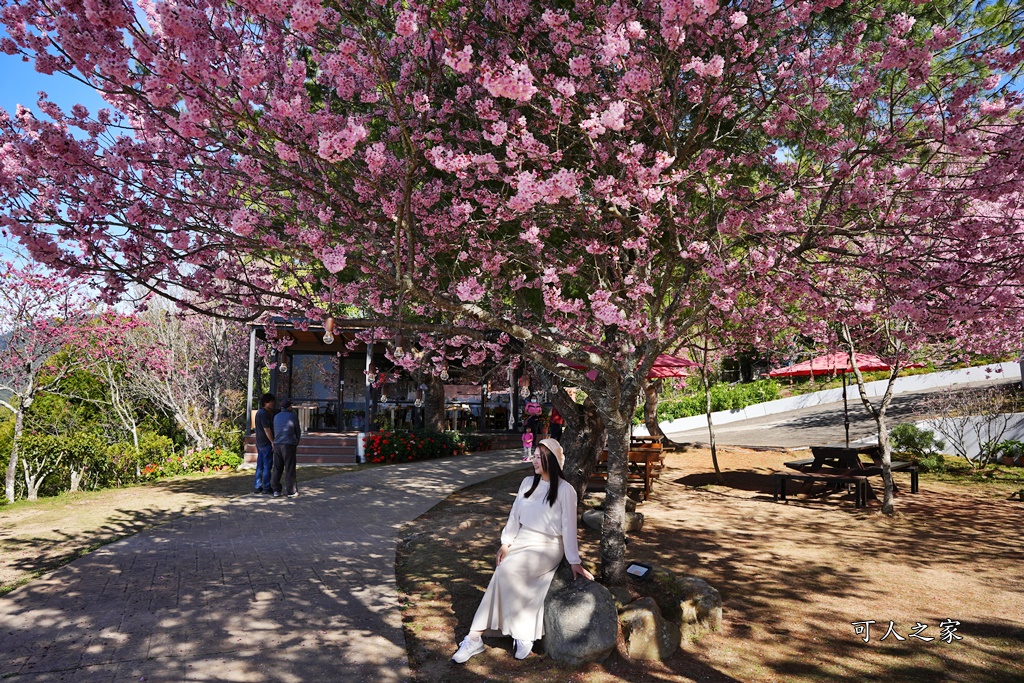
398 470 748 683
398 452 1024 683
0 474 428 683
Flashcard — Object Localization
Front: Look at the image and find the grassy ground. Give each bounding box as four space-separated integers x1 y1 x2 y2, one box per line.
0 465 363 596
396 446 1024 683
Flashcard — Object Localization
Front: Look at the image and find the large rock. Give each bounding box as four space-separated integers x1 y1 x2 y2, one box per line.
581 508 644 532
618 597 681 661
633 566 722 631
582 493 639 513
543 564 619 667
677 576 722 630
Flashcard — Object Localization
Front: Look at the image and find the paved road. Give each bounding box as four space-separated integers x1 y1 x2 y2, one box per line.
664 378 1019 450
0 451 530 683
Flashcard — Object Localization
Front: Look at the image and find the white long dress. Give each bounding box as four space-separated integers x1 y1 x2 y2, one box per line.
469 476 581 641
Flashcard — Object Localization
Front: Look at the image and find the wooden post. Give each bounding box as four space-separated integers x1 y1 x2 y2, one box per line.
245 326 256 434
364 341 373 433
511 364 522 432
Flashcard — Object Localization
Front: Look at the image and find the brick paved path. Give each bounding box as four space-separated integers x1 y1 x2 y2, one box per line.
0 450 529 682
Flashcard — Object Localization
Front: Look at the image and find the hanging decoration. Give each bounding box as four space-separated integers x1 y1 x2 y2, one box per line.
322 315 335 345
393 331 405 360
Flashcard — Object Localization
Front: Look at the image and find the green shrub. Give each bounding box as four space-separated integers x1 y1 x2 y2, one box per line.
209 424 244 454
890 423 947 473
363 429 461 464
186 447 243 471
645 379 781 423
915 453 947 474
981 439 1024 465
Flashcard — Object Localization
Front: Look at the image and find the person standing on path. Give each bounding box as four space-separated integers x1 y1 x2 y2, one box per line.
272 399 302 498
549 406 563 441
253 393 276 494
452 438 593 663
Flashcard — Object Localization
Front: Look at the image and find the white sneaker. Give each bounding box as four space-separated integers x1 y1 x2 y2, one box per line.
452 636 484 663
514 638 533 660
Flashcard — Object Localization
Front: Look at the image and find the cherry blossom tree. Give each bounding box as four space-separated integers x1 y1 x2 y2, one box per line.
1 0 1022 578
0 262 98 502
123 300 249 450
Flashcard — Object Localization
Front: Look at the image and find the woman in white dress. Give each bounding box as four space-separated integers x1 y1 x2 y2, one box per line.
452 438 594 663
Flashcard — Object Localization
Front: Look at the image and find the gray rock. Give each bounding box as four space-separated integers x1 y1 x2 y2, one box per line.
542 565 619 667
607 585 635 612
619 597 681 661
581 509 644 532
582 493 638 513
677 576 722 630
632 566 722 631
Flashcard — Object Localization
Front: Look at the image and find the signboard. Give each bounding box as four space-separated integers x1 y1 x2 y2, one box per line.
444 384 483 402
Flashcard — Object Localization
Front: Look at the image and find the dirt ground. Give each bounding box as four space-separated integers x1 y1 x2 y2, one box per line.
396 446 1024 683
0 465 359 596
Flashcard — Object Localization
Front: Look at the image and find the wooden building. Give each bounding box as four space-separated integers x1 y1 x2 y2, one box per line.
242 319 523 464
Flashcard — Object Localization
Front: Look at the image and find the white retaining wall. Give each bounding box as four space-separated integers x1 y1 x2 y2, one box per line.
913 414 1024 461
636 361 1023 437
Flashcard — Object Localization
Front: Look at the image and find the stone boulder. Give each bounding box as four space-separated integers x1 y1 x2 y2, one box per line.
618 597 681 661
582 493 639 513
677 576 723 630
581 509 644 533
633 565 722 631
542 563 619 667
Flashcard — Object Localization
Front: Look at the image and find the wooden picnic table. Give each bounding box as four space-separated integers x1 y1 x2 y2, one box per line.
587 446 664 502
776 444 919 506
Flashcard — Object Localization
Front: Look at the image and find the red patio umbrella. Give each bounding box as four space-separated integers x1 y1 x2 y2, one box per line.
559 352 698 381
767 351 891 378
768 352 892 447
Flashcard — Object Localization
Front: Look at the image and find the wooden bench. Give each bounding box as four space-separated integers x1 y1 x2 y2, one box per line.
587 446 665 502
785 454 919 494
773 471 870 508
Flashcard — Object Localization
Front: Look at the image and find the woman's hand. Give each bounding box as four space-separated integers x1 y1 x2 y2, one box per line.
495 544 510 567
570 563 594 581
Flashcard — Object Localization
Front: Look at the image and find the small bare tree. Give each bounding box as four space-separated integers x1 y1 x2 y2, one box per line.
922 386 1022 466
0 262 98 503
123 299 248 449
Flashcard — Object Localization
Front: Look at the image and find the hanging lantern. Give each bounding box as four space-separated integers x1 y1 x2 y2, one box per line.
380 392 388 404
519 374 530 398
279 356 288 374
414 385 424 408
393 332 405 360
322 315 335 345
439 366 450 382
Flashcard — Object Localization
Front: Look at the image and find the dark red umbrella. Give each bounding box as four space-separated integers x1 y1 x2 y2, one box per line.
767 352 891 378
768 352 893 446
559 352 697 381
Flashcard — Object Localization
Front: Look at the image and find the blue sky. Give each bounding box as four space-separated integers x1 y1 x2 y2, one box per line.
1 38 108 118
1 37 110 261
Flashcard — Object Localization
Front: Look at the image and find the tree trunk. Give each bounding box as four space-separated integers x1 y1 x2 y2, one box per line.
874 411 895 515
549 383 604 500
423 374 446 432
21 453 58 502
600 414 630 585
643 379 665 439
705 378 726 486
5 408 25 503
70 468 84 493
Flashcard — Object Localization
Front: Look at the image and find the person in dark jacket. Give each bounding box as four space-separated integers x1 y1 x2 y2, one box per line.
272 400 302 498
253 393 276 494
